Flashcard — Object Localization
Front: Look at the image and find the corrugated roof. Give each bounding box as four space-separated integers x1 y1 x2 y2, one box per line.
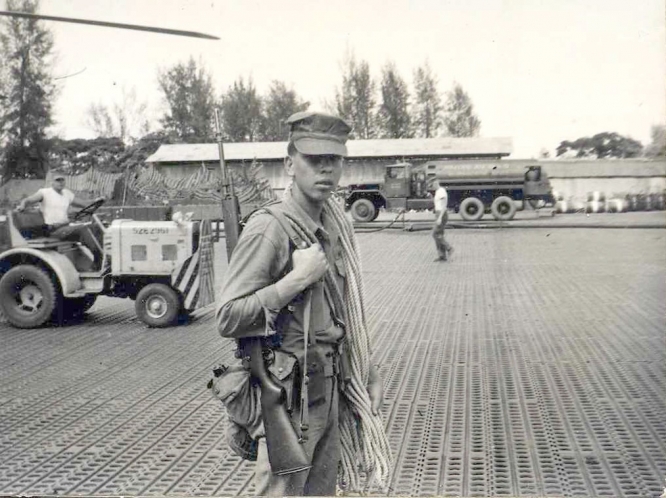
145 137 513 164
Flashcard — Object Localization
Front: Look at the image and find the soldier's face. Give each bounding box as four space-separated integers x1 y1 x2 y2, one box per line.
285 151 343 203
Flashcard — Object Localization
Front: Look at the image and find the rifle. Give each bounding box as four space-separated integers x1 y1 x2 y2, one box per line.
215 110 310 475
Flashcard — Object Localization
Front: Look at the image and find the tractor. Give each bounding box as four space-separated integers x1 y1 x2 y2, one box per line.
0 200 215 329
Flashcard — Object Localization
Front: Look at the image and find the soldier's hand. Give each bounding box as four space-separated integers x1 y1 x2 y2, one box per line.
291 243 328 287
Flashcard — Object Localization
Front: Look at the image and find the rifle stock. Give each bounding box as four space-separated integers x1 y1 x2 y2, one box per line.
247 338 311 475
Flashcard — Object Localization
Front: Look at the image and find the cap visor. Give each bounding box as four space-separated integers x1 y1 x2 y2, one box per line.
294 138 347 157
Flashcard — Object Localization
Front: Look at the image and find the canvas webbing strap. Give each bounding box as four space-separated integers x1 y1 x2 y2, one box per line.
261 206 311 440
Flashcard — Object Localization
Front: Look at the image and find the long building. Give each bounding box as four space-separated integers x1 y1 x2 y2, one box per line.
145 137 513 193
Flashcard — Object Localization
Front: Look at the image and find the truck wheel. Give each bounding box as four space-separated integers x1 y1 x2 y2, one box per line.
350 198 377 222
459 197 485 221
135 283 180 328
0 265 58 328
491 196 517 221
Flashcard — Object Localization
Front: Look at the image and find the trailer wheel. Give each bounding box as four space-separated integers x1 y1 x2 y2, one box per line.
0 265 58 328
135 283 180 328
491 196 517 221
459 197 485 221
350 198 377 222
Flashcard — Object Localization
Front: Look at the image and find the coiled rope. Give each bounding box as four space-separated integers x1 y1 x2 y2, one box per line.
281 185 393 491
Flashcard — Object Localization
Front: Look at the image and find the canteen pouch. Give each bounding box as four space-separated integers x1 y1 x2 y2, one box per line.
208 363 261 461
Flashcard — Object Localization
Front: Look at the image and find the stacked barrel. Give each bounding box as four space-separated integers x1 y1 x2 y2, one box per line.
625 192 666 212
554 190 666 213
586 191 607 213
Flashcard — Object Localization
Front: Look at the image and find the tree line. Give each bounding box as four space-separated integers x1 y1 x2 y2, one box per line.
153 53 481 144
1 0 664 181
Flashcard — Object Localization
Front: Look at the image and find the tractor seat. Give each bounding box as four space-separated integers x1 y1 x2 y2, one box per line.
9 211 72 247
12 210 50 239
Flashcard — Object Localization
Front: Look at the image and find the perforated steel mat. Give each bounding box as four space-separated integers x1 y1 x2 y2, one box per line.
1 227 665 497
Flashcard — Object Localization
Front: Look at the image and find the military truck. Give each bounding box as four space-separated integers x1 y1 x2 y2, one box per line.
0 200 215 329
344 159 554 222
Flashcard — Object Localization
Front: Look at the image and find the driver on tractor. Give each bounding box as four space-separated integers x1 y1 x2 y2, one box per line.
16 173 105 270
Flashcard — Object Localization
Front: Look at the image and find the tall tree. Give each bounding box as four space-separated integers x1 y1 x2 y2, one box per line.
376 62 412 139
335 52 377 139
219 76 263 142
556 132 643 158
85 86 150 145
443 83 481 137
157 57 215 143
48 137 126 175
0 54 9 141
0 0 56 179
411 62 442 138
261 80 309 141
644 124 666 158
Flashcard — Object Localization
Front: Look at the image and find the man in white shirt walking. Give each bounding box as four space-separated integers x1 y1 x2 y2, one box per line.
17 173 104 269
432 184 454 261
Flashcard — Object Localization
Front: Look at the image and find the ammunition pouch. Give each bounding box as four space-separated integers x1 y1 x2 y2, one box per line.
265 349 299 415
304 345 339 408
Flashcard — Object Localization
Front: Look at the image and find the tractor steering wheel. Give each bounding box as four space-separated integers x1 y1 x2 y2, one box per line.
73 198 105 221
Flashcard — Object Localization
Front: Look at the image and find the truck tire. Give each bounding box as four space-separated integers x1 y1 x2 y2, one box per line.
135 283 180 328
491 196 517 221
459 197 485 221
0 265 58 328
350 198 377 222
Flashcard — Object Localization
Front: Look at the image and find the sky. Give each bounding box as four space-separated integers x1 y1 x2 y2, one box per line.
28 0 666 158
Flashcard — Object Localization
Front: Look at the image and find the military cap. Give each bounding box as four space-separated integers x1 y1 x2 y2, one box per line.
286 111 352 157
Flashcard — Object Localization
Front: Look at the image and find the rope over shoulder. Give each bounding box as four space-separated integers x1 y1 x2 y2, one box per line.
281 184 393 491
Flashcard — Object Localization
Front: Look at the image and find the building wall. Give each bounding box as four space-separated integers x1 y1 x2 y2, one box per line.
154 157 439 191
541 159 666 178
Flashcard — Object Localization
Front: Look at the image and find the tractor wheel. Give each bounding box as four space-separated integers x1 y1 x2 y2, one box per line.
459 197 485 221
491 196 517 221
0 265 58 328
135 283 180 328
350 198 377 222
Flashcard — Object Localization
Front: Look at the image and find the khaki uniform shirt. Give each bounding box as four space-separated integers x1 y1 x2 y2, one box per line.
216 197 346 356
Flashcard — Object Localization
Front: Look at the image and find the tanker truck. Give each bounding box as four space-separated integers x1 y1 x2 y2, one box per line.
343 159 554 222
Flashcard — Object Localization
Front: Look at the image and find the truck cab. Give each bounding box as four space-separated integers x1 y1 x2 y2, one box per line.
346 163 433 222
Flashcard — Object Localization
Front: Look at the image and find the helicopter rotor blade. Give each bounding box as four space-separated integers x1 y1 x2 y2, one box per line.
0 10 219 40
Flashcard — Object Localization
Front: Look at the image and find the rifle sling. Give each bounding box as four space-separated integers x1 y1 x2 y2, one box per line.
261 206 311 441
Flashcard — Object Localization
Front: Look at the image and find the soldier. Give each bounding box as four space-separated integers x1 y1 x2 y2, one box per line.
216 111 390 496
